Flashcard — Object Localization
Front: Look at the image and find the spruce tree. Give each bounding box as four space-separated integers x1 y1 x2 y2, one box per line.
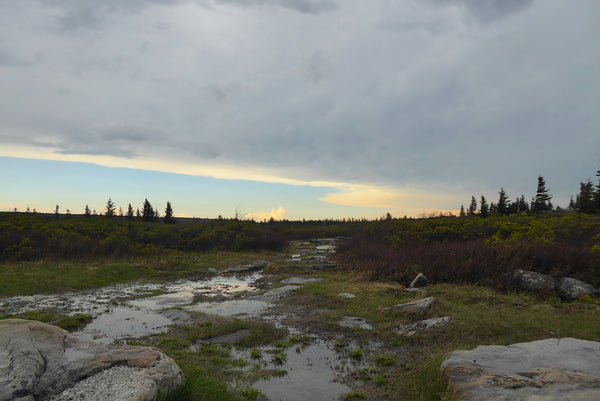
127 203 134 220
142 199 154 222
479 195 489 218
469 196 477 216
594 167 600 213
85 204 91 217
534 176 552 212
164 202 175 224
497 188 509 215
105 198 116 217
577 180 596 214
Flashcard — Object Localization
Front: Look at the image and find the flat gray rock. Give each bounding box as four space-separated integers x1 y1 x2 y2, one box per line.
338 293 356 298
443 338 600 401
395 316 450 336
0 319 184 401
382 297 436 313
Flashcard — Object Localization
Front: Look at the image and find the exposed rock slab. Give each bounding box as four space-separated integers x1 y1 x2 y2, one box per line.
443 338 600 401
338 293 356 299
382 297 436 313
0 319 184 401
395 316 450 336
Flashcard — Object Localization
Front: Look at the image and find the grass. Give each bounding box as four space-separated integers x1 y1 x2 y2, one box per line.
0 250 279 296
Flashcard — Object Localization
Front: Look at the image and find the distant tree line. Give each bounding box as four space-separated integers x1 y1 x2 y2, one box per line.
460 166 600 217
81 198 176 224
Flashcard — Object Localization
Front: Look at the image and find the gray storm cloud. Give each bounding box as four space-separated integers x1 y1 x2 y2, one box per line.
1 0 599 205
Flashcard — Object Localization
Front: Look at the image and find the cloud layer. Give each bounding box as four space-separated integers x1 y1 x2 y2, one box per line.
2 0 599 212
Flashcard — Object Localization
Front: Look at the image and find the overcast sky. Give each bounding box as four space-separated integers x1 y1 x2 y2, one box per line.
1 0 599 219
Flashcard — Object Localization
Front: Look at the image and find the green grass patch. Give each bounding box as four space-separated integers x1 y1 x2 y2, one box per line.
0 251 279 296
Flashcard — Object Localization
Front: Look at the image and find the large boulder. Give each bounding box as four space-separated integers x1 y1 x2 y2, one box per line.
443 338 600 401
556 277 596 300
512 269 557 293
409 273 430 288
0 319 184 401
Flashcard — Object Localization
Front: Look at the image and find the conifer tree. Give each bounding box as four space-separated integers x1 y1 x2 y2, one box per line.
594 167 600 213
469 196 477 216
127 203 134 220
577 180 596 214
534 176 552 212
479 195 489 218
142 199 154 222
459 205 466 217
85 204 91 217
105 198 116 217
497 188 509 215
164 201 175 224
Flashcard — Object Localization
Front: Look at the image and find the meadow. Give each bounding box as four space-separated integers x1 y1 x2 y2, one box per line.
1 211 599 400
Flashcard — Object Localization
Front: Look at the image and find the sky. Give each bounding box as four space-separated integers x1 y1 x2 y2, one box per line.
1 0 599 220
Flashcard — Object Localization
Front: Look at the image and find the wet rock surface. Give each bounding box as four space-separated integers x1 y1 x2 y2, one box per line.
443 338 600 401
0 319 184 401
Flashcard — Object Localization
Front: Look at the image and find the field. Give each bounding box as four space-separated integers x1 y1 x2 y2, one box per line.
1 212 599 400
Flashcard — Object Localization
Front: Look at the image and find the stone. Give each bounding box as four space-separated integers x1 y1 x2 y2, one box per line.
443 337 600 401
512 269 557 293
338 293 356 298
339 317 373 330
395 316 450 336
556 277 596 300
0 319 184 401
409 273 429 288
382 297 436 313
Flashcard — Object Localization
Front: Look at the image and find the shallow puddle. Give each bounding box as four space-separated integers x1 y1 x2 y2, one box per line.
235 340 351 401
186 299 272 317
74 306 174 344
